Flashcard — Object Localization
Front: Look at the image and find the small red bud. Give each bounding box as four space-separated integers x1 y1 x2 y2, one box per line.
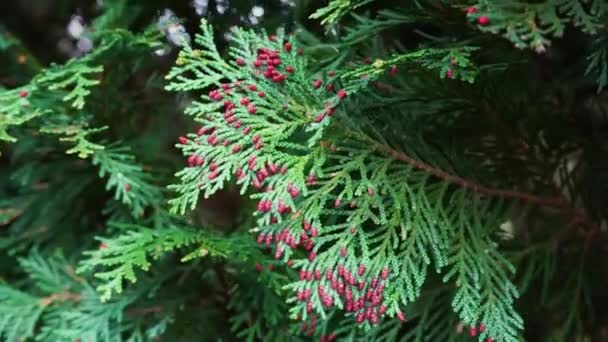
337 89 347 99
19 90 28 98
124 183 131 192
235 167 244 179
397 311 406 322
302 220 311 231
269 35 277 42
286 65 295 73
446 69 454 79
356 313 365 324
479 324 486 333
99 242 108 249
243 126 252 135
236 58 246 66
178 136 188 145
466 6 477 14
358 264 366 276
247 104 257 114
381 267 390 279
389 65 398 75
379 304 387 315
307 173 317 185
368 187 374 196
305 240 313 250
187 154 196 166
297 48 304 55
291 189 300 198
313 79 322 89
340 247 347 257
334 198 341 207
232 144 241 153
257 91 266 98
469 327 477 337
477 15 490 26
326 83 334 92
328 71 335 77
210 135 220 146
309 251 316 262
240 97 250 105
284 42 292 52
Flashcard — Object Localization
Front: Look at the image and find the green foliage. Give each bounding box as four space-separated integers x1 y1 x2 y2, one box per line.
310 0 376 27
92 144 163 218
586 34 608 91
470 0 607 52
164 17 526 341
78 224 256 301
0 250 142 342
1 0 607 341
0 285 43 341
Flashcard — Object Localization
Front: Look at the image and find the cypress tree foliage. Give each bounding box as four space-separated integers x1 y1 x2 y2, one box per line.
1 0 607 341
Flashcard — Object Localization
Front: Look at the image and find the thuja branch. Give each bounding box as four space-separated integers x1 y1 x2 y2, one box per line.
347 130 562 207
39 291 82 307
352 131 602 234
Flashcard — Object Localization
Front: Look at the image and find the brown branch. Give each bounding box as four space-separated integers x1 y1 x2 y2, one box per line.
379 142 565 208
39 291 81 307
374 81 402 94
366 137 601 234
126 305 163 317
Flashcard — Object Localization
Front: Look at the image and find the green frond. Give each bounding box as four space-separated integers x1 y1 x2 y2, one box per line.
166 18 525 341
310 0 376 27
92 143 164 217
77 224 256 301
0 285 44 341
586 35 608 92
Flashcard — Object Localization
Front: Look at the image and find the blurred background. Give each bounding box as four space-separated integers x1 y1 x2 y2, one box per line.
0 0 320 84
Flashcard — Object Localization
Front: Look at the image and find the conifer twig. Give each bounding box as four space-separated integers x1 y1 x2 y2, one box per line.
39 292 82 307
363 134 601 234
362 134 563 207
